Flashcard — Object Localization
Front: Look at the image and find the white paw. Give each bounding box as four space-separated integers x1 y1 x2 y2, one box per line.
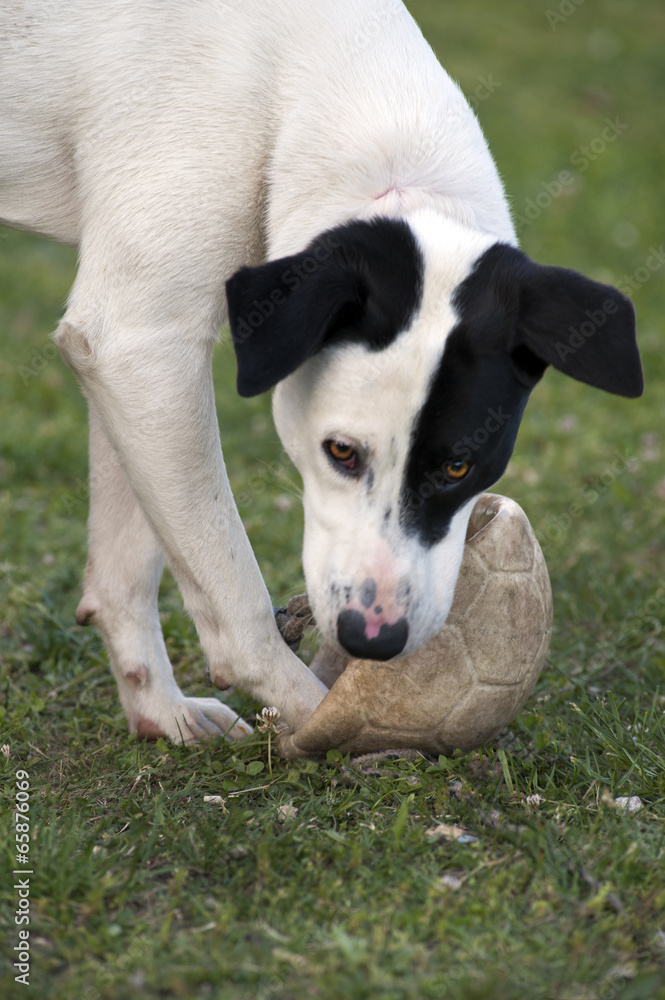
131 692 253 745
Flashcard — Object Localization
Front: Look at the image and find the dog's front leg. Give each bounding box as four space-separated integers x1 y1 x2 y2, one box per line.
55 316 327 735
77 405 252 743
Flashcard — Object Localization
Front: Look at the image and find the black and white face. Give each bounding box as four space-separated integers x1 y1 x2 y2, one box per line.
227 212 642 661
271 219 533 659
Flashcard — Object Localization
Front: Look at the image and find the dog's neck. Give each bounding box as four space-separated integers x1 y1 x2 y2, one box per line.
260 0 516 259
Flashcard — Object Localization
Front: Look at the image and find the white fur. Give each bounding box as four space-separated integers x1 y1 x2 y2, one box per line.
0 0 514 741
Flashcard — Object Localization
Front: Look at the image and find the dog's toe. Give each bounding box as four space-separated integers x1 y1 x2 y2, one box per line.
132 694 252 745
182 696 254 743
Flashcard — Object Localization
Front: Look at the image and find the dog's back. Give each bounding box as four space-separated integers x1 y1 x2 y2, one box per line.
0 0 513 259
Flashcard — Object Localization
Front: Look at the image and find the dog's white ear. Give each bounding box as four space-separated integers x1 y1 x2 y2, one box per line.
225 219 423 396
457 244 643 398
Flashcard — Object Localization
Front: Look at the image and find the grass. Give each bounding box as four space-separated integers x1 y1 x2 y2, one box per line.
1 0 664 996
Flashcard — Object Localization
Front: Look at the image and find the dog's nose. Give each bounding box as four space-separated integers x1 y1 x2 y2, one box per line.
336 609 408 661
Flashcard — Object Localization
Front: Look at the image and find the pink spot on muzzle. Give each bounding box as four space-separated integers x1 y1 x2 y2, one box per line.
365 616 386 640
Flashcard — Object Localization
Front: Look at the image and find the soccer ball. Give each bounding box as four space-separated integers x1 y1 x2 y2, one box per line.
278 493 552 758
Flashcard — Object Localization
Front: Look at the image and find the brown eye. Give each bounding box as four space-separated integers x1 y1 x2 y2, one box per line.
444 460 470 481
325 440 357 470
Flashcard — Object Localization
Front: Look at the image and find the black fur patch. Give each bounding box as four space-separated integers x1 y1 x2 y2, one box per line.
401 336 531 546
401 242 642 547
226 218 424 397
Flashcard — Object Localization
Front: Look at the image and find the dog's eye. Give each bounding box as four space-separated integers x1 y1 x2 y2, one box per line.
325 440 357 470
443 460 471 481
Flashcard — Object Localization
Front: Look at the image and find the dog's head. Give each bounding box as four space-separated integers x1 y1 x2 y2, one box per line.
226 212 642 660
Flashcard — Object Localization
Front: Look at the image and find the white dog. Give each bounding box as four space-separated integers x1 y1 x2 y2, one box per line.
0 0 642 742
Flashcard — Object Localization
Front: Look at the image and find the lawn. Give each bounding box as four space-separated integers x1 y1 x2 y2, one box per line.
1 1 664 997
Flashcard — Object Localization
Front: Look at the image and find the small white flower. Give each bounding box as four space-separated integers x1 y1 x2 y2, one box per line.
277 803 298 821
525 793 543 808
438 873 464 891
1 745 9 758
256 706 281 732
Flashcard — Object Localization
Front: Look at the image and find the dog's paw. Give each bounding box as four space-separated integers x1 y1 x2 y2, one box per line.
132 694 252 745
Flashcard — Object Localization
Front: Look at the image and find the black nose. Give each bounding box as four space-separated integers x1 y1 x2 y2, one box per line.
336 609 408 661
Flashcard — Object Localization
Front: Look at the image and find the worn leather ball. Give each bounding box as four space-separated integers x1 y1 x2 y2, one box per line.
277 493 552 759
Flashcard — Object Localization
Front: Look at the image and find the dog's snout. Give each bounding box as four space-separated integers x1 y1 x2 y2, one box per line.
337 609 408 661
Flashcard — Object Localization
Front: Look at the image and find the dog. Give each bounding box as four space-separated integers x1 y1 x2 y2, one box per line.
0 0 642 742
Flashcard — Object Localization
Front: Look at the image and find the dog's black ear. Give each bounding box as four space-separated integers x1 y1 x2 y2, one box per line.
517 258 643 397
225 219 423 397
458 244 643 398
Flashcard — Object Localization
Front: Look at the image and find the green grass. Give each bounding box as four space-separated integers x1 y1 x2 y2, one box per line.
1 1 664 996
